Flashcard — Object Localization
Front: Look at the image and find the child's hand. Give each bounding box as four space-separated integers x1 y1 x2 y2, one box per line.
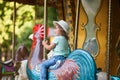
42 40 48 46
42 40 55 50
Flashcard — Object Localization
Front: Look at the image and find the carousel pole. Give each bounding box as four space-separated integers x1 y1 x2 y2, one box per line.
107 0 111 79
12 1 16 60
74 0 80 50
43 0 47 59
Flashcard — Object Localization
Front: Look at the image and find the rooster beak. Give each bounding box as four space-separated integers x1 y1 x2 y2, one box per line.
29 34 33 40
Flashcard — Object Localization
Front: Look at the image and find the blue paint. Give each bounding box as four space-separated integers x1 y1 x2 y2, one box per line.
26 49 97 80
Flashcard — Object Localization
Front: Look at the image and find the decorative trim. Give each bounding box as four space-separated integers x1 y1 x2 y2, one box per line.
117 64 120 77
115 35 120 58
64 0 74 50
81 0 102 58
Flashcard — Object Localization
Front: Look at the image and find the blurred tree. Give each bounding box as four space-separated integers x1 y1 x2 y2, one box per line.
35 6 58 27
0 0 58 60
0 1 35 60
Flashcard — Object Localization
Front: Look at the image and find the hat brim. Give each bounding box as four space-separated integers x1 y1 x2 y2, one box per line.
53 20 69 33
53 21 64 28
53 21 65 31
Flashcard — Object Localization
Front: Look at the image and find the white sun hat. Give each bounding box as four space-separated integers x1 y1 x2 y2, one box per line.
53 20 69 33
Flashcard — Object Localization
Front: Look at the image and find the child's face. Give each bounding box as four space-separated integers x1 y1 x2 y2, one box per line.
54 24 62 36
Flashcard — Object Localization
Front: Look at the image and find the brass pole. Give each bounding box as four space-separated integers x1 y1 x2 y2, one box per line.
43 0 47 59
12 1 16 60
74 0 80 50
107 0 111 79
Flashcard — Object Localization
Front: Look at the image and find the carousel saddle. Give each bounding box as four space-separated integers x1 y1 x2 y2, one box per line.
0 59 13 66
0 59 14 72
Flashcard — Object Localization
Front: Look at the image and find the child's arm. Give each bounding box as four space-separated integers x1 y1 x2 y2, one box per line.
42 40 56 50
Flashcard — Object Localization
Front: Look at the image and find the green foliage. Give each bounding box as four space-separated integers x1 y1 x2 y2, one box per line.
0 1 35 53
0 0 58 57
35 6 58 27
48 7 58 27
0 1 14 53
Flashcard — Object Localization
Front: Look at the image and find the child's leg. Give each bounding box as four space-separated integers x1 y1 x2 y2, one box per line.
39 55 66 80
39 58 56 80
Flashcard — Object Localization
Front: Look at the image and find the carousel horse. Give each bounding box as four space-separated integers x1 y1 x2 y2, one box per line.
0 59 14 80
14 44 29 74
14 44 29 80
15 44 29 62
1 47 29 79
0 44 29 80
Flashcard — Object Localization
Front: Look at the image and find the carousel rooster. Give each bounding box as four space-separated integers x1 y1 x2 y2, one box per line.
15 24 44 80
26 24 97 80
15 24 120 80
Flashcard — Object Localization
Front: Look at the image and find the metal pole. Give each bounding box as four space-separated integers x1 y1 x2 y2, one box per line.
107 0 111 79
74 0 80 50
12 1 16 60
43 0 47 59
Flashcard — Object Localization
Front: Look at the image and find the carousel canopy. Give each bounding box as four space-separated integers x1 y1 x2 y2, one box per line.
4 0 62 7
